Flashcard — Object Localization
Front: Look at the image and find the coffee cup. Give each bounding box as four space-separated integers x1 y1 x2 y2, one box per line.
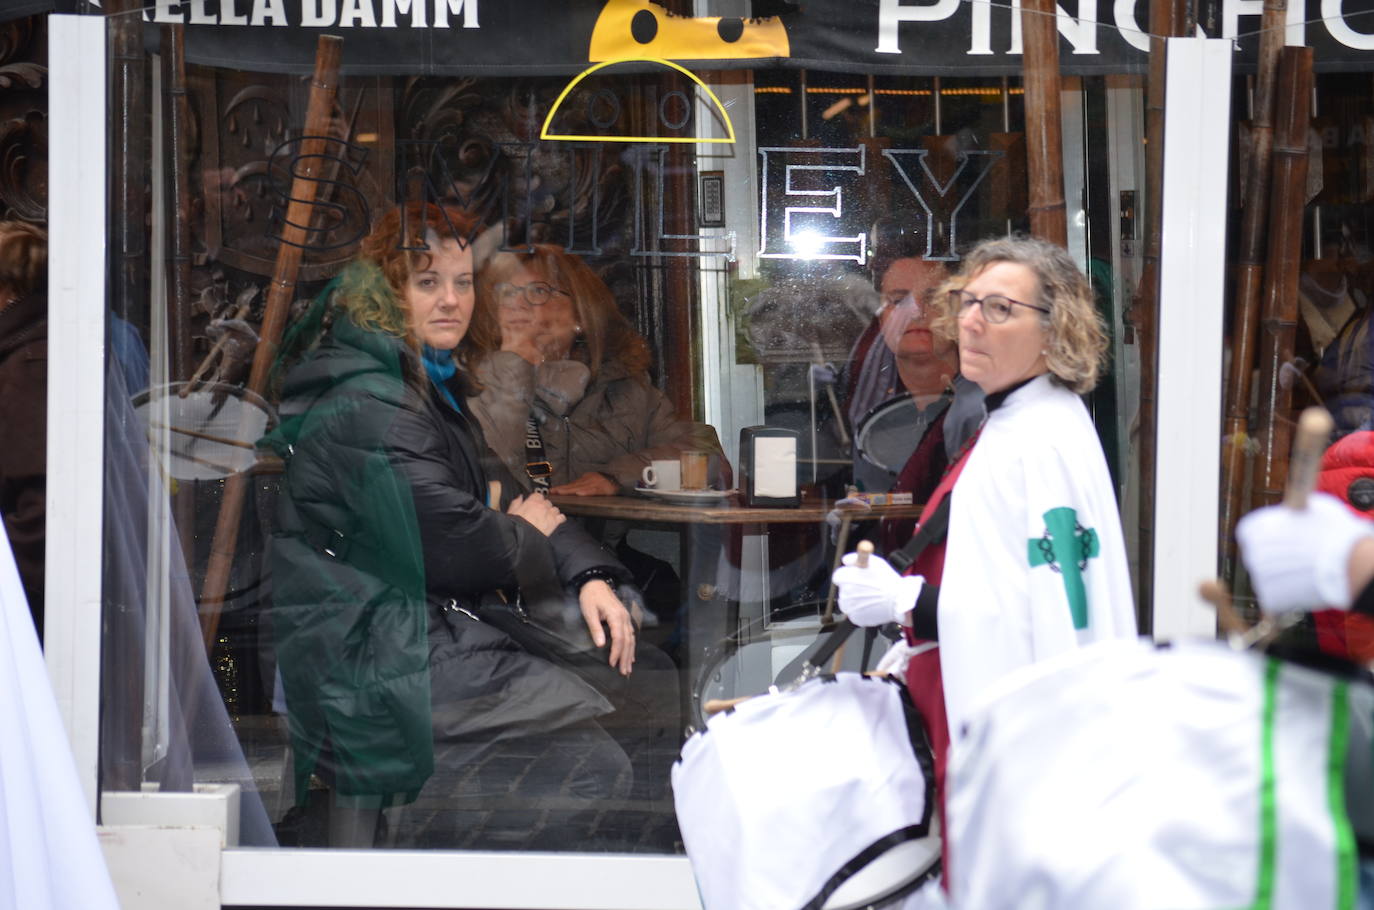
680 450 709 490
641 459 681 491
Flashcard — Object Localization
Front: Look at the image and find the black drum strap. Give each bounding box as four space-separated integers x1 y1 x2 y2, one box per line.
888 493 952 574
806 617 858 671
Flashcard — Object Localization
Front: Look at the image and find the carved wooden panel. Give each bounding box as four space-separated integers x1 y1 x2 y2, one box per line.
196 68 395 282
0 16 46 224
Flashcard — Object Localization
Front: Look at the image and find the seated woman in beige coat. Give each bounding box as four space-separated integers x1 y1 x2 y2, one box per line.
467 244 726 497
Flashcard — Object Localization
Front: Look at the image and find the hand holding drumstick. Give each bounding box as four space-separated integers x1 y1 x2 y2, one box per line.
1213 408 1374 641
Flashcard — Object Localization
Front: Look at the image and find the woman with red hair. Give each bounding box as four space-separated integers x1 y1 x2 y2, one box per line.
268 204 639 847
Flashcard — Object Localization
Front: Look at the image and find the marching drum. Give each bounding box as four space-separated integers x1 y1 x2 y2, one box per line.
132 381 277 482
852 394 937 493
945 638 1374 910
673 671 942 910
690 605 897 729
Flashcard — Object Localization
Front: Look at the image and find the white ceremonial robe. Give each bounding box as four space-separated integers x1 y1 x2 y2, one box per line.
937 374 1136 737
0 524 120 910
945 640 1370 910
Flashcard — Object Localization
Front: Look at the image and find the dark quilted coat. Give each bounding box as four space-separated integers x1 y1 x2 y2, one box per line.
267 314 624 804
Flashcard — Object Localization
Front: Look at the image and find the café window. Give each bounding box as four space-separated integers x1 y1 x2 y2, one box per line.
45 0 1299 904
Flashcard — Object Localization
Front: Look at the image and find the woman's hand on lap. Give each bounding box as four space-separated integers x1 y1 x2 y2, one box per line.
578 579 636 675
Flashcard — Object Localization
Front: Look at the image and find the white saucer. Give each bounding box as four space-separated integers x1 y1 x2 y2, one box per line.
634 487 735 504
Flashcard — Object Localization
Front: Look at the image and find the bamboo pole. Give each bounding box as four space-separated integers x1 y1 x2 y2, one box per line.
198 36 344 651
1251 46 1315 510
1218 0 1289 579
1133 0 1192 635
162 24 195 383
1020 0 1067 245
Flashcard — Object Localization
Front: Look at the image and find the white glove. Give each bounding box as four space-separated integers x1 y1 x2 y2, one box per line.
1236 491 1374 613
831 552 923 627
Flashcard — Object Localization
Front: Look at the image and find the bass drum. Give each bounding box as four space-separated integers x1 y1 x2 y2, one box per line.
946 639 1374 909
674 671 942 910
131 381 277 482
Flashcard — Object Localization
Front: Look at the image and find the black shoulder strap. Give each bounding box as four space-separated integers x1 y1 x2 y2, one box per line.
888 492 952 573
523 410 553 492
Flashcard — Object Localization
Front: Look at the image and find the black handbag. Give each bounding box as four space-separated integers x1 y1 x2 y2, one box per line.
427 596 614 742
472 590 631 703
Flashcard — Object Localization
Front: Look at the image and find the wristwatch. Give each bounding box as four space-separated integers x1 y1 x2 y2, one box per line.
570 566 619 591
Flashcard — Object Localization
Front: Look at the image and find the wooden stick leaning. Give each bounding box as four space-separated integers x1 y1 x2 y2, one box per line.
1217 0 1291 578
1020 0 1067 245
822 502 870 624
1250 47 1316 514
197 35 345 652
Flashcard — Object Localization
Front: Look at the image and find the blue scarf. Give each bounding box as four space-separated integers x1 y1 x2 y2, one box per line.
422 345 460 412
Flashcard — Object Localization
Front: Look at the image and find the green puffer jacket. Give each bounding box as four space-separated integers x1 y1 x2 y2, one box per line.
266 314 623 805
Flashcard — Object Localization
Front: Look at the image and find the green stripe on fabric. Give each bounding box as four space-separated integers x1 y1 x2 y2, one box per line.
1249 658 1281 910
1327 682 1356 910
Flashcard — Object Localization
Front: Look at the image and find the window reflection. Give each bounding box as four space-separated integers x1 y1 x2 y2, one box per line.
96 48 1155 857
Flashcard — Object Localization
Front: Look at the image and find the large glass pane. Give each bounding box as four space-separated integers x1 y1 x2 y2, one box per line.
90 0 1151 867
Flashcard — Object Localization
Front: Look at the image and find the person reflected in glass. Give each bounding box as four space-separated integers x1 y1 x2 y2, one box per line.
466 245 727 632
842 245 984 501
268 204 645 849
467 244 726 498
833 235 1137 829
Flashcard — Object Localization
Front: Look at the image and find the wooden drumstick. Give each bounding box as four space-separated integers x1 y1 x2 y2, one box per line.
1284 407 1335 510
856 539 874 568
1199 578 1249 639
703 695 754 716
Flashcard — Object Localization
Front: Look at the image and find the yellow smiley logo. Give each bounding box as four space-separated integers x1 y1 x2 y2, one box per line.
588 0 790 62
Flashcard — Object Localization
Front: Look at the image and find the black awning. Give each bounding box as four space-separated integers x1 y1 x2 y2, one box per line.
116 0 1374 76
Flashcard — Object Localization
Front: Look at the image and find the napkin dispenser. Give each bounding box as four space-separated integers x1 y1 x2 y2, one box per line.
738 426 800 508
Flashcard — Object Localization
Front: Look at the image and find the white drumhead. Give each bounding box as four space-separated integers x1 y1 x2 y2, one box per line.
132 381 276 481
855 394 925 474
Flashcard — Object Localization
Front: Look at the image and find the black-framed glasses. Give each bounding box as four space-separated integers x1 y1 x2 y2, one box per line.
495 281 570 307
948 289 1050 324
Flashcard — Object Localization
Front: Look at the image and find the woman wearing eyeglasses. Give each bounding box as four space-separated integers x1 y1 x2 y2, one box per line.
466 244 725 498
833 234 1136 812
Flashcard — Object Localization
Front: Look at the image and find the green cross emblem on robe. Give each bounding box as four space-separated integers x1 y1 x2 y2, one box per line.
1028 506 1100 629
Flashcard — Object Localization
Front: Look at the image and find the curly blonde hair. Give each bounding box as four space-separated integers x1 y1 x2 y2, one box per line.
470 244 650 380
932 234 1107 394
